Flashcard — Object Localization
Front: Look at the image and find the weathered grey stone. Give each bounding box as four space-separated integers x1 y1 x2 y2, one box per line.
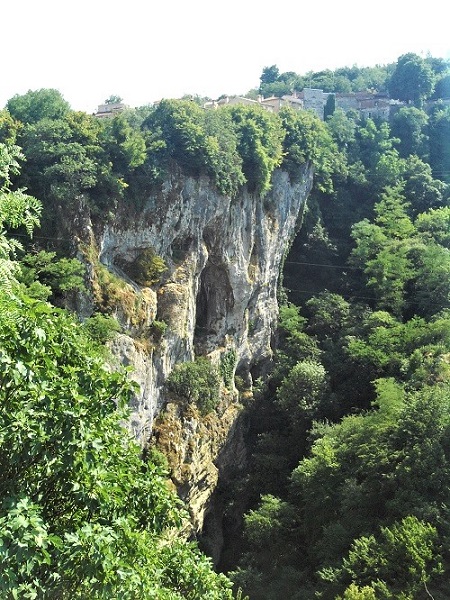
77 164 313 533
96 165 313 439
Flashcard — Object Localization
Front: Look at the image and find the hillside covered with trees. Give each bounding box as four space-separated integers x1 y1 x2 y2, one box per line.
1 52 450 598
225 55 450 599
256 52 450 102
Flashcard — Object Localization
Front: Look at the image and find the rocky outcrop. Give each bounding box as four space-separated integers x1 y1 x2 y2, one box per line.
78 163 313 533
151 396 246 536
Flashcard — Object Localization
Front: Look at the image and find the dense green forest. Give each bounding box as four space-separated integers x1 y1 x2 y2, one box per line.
226 56 450 599
256 53 450 101
1 52 450 598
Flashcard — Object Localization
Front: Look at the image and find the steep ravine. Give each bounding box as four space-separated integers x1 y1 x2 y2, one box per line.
73 163 314 551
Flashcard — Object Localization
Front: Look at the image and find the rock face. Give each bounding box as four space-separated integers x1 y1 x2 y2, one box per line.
79 163 313 534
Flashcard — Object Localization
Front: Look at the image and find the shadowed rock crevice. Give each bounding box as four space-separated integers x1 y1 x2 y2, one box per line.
195 260 234 342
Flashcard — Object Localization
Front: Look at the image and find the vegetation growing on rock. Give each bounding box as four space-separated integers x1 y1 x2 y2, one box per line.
1 50 450 598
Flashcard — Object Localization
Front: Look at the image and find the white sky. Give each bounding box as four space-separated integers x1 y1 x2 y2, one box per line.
2 0 449 113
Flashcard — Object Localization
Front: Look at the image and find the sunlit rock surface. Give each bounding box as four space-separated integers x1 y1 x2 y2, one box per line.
78 164 313 532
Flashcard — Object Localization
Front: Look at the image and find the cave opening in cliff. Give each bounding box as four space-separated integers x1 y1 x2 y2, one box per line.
195 260 234 344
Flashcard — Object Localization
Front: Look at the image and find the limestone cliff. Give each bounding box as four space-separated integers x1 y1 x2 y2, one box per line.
75 163 313 533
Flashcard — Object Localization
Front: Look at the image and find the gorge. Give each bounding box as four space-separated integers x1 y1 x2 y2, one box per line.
71 163 314 545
